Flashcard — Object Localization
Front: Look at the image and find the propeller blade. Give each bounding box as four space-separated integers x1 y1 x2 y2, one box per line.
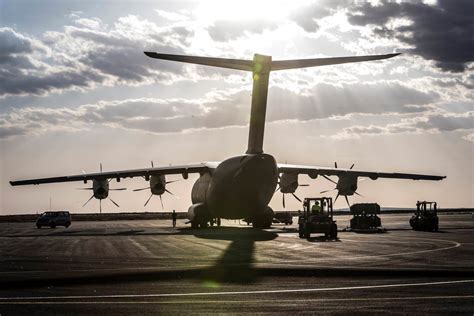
165 180 179 184
109 197 120 208
100 199 102 214
151 160 154 168
320 189 336 194
350 163 355 169
282 193 286 208
344 195 351 208
354 191 364 197
322 175 337 185
292 193 302 202
82 195 95 207
164 188 180 199
133 187 149 192
110 188 127 191
334 161 338 168
159 195 164 209
100 163 103 173
299 184 310 187
77 188 93 190
144 194 153 207
334 193 340 203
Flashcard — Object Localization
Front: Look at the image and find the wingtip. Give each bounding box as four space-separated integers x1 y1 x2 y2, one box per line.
144 51 155 58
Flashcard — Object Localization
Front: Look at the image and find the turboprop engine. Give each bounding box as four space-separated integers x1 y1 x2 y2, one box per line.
321 162 362 207
276 173 309 208
134 170 178 208
79 164 126 213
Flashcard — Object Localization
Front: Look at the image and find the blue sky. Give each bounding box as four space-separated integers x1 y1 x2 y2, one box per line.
1 0 473 214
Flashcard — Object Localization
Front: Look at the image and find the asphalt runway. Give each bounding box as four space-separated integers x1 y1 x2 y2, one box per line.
0 213 473 314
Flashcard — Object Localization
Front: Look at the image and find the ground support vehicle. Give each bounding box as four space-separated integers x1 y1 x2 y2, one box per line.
349 203 382 232
298 197 337 239
273 212 293 225
36 211 71 228
410 201 439 231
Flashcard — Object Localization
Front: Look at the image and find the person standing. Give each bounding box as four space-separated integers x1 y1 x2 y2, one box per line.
172 210 177 227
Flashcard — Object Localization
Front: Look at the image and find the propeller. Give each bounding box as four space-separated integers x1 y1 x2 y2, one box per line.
275 174 308 208
135 161 179 208
321 162 362 208
79 163 126 214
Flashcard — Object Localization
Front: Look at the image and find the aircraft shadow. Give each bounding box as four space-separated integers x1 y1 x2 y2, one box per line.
193 227 277 284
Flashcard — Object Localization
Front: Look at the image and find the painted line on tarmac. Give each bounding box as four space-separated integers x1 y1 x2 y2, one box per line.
280 237 461 263
1 279 473 301
1 295 474 304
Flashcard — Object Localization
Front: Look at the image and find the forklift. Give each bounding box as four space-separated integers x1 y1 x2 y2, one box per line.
298 197 337 239
409 201 439 232
349 203 382 231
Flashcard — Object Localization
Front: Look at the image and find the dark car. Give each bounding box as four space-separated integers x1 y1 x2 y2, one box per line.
36 211 71 229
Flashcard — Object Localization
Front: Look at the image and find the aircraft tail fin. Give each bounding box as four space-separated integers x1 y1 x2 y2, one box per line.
144 51 400 154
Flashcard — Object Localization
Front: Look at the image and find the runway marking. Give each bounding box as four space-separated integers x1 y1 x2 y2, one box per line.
1 295 474 304
280 236 461 263
1 279 473 301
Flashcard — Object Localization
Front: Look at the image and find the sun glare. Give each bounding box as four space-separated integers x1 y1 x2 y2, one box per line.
194 0 302 22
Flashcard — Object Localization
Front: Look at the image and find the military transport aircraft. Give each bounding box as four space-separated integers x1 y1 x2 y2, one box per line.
10 52 445 228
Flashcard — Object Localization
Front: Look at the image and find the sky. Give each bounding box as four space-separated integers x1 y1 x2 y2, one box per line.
1 0 473 214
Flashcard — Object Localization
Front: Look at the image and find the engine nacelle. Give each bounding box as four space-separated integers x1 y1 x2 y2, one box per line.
92 179 109 199
336 175 358 196
191 173 212 204
150 174 166 195
187 203 211 224
279 173 299 194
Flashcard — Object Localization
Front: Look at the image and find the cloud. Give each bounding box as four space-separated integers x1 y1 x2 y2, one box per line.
267 81 437 121
333 111 474 139
463 133 474 142
208 20 278 42
0 80 438 139
348 0 474 72
0 15 196 97
289 0 350 32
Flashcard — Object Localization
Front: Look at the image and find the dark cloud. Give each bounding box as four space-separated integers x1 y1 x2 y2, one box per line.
208 20 277 42
0 16 194 97
348 0 474 72
0 27 32 56
0 125 29 139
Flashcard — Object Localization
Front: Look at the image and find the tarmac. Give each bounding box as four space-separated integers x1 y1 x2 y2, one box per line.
0 213 473 314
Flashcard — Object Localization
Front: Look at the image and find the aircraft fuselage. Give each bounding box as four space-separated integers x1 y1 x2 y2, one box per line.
189 153 278 227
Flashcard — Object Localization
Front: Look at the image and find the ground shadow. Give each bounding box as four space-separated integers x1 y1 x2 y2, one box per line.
192 227 277 284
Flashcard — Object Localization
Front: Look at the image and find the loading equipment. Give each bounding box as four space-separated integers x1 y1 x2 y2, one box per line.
298 197 337 239
349 203 382 231
410 201 439 232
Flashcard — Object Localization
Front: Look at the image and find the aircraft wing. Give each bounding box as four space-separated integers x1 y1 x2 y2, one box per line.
277 163 446 181
9 163 213 186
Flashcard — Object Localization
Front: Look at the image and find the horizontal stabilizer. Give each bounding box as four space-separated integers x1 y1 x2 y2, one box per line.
145 52 400 72
144 52 254 71
271 53 400 71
